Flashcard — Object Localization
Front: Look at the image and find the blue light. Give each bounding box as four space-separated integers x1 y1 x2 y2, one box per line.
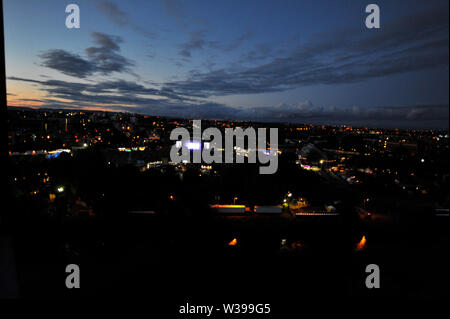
48 152 61 159
185 141 201 150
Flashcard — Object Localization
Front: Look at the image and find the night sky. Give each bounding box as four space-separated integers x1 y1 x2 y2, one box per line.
4 0 449 129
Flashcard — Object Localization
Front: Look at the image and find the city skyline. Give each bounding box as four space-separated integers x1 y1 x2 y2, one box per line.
4 0 449 129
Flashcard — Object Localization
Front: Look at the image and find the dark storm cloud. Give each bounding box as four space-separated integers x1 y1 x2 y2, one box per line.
164 5 449 97
39 32 134 78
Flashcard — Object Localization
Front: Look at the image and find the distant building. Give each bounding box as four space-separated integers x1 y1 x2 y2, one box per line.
298 143 328 165
254 206 282 214
210 205 246 214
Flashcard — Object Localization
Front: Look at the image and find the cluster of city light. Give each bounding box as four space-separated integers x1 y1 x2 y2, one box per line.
9 149 72 157
295 212 339 216
300 163 320 171
117 146 147 152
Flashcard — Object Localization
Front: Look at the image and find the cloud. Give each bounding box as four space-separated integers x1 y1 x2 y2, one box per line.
95 0 128 25
8 76 449 129
206 31 254 53
8 77 42 84
39 32 134 78
163 5 449 97
176 28 253 59
179 30 206 57
163 0 184 20
9 4 449 130
90 32 122 50
244 102 449 127
178 30 253 59
40 50 96 78
7 76 193 106
237 42 285 66
85 32 134 75
225 31 253 52
94 0 155 38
